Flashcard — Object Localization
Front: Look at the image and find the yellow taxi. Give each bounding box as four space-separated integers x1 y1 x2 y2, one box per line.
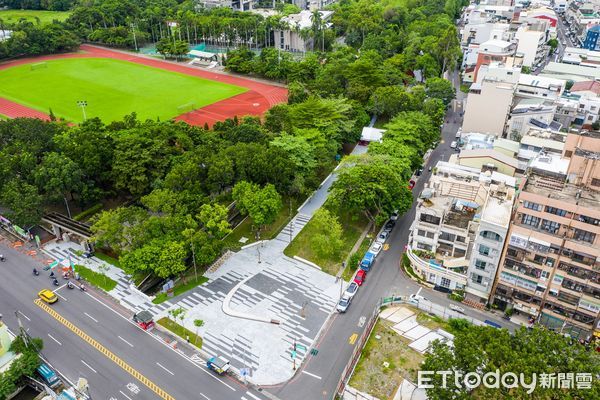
38 289 58 304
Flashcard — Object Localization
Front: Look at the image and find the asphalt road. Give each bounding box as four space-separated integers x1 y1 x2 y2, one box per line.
268 72 518 400
0 242 267 400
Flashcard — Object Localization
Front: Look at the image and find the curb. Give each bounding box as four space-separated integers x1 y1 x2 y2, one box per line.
292 256 322 270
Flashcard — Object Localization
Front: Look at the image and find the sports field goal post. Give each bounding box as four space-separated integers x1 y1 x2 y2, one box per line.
30 62 48 71
177 102 196 114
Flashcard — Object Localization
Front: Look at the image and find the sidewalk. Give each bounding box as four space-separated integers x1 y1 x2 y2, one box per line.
42 241 158 314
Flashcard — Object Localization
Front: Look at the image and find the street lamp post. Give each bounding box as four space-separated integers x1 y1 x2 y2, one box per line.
77 100 87 121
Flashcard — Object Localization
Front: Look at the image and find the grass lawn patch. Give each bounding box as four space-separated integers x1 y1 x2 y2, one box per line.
157 317 202 349
349 319 424 399
223 196 301 250
152 275 209 304
284 206 369 276
0 114 9 120
74 264 117 292
0 9 70 25
0 58 246 123
94 252 122 269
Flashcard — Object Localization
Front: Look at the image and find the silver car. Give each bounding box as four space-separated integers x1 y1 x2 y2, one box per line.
336 294 352 313
344 282 359 299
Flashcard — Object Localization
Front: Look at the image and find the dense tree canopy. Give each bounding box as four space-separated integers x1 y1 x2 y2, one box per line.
422 325 600 399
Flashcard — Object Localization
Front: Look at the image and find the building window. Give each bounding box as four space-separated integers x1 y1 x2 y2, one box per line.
545 206 567 217
574 229 596 244
455 235 466 243
521 214 540 227
420 214 441 225
541 271 550 280
480 230 502 241
416 242 433 251
523 201 543 211
441 277 451 288
541 219 561 234
479 244 491 256
564 150 573 158
533 254 546 264
475 259 487 270
454 248 466 257
439 231 456 242
471 273 483 284
592 178 600 187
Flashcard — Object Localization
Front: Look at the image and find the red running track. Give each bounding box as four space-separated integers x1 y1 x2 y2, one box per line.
0 45 287 126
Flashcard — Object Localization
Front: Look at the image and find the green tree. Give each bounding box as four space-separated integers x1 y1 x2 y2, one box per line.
232 181 282 233
198 203 231 239
425 77 455 105
33 152 84 202
309 208 344 259
329 156 413 223
422 326 600 399
193 319 204 345
0 179 43 226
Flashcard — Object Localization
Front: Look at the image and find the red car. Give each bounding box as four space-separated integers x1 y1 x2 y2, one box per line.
408 179 416 190
354 269 367 286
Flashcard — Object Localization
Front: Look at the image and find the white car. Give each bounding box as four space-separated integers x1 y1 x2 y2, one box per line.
409 294 428 304
370 242 383 256
336 295 352 313
449 304 465 314
344 282 359 299
375 231 389 244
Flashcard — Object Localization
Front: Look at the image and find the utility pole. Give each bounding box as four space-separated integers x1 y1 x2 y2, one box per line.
15 310 29 347
63 196 72 218
190 232 198 283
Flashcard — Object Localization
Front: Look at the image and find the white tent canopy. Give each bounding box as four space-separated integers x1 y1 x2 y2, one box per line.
360 127 386 143
188 50 218 60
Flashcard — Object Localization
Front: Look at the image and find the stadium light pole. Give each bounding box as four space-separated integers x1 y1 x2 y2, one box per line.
77 100 87 121
131 23 138 51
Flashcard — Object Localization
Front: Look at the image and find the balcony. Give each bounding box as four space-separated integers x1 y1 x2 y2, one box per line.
406 246 467 285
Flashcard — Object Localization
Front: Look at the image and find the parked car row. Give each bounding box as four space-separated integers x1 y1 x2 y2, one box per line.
336 213 397 313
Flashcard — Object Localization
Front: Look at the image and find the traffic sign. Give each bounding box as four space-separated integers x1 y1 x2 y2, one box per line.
296 344 307 351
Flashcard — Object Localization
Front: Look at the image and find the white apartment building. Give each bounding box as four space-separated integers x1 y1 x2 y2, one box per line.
463 76 517 136
273 10 333 53
507 98 559 137
516 74 565 101
515 22 551 67
407 162 516 297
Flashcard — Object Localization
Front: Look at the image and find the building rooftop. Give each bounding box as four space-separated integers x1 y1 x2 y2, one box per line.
281 10 333 30
570 80 600 96
481 190 514 227
443 200 480 230
524 174 600 210
529 151 570 174
518 74 565 89
542 62 600 81
458 148 520 169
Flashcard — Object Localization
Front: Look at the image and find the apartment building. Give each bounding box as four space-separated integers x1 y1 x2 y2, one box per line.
407 162 516 295
491 132 600 339
463 76 517 136
515 21 551 68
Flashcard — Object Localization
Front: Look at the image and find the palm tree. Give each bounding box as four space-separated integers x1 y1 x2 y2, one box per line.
309 10 322 52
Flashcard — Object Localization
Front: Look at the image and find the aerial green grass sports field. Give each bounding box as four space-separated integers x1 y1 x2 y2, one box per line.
0 58 247 123
0 9 71 25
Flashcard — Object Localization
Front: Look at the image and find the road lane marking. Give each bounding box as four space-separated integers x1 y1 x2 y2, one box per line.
199 393 210 400
34 299 175 400
81 359 97 373
83 291 237 391
349 333 358 345
301 371 322 380
81 291 240 392
48 333 62 346
84 312 98 323
119 391 133 400
244 392 261 400
358 316 366 328
156 362 174 376
18 311 31 321
118 335 134 347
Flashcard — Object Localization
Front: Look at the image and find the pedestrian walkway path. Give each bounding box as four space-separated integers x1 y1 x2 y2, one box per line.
42 241 159 314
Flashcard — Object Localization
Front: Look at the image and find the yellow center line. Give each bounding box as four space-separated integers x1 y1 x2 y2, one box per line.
34 299 175 400
349 333 358 345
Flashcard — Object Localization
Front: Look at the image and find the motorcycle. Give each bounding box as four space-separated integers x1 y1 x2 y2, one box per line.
33 268 39 276
67 281 74 290
79 284 86 292
0 255 5 262
52 278 60 286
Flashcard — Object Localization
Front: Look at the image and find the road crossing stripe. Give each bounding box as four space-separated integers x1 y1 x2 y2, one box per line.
349 333 358 345
34 299 175 400
245 392 261 400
